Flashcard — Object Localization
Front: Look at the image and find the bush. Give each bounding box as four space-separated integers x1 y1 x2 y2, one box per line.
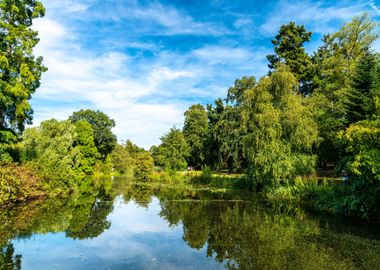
0 164 45 204
337 120 380 219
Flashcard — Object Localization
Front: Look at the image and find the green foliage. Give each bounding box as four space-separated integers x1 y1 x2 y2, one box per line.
0 244 21 270
337 120 380 218
242 65 318 190
214 105 245 172
0 130 22 162
205 77 256 172
69 109 117 159
205 98 225 169
183 104 208 168
309 14 379 166
0 163 44 204
22 119 80 187
153 127 190 171
125 139 145 155
226 76 256 105
94 155 113 176
344 53 380 125
0 0 47 133
74 120 99 175
134 151 154 181
111 144 132 174
267 22 313 95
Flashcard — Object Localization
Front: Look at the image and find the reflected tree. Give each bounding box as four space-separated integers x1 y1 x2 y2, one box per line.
0 244 21 270
159 198 380 270
66 187 113 240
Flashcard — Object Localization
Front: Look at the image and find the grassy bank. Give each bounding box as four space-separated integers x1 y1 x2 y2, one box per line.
148 170 379 222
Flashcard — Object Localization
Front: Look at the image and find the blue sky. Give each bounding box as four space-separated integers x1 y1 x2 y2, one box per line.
31 0 380 148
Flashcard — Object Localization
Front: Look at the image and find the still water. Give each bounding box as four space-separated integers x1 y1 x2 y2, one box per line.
1 177 380 270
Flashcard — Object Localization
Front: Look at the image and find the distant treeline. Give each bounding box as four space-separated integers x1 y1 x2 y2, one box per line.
151 14 380 219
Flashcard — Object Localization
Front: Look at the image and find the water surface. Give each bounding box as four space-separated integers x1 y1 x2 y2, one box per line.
1 177 379 269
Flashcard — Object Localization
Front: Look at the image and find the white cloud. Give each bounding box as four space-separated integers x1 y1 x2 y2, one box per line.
134 2 228 36
260 0 370 36
30 15 196 148
370 2 380 15
60 0 229 36
192 46 252 64
29 1 265 148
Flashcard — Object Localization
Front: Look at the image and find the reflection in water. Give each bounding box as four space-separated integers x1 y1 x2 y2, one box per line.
0 244 21 270
0 176 379 269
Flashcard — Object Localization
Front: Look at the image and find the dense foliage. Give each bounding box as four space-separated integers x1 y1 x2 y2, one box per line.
23 119 80 187
152 127 190 171
0 0 379 221
242 65 318 190
183 104 208 169
70 109 117 159
149 14 380 219
0 0 47 162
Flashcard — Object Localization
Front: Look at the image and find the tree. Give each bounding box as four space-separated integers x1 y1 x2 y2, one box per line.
267 22 313 95
69 109 117 159
74 120 99 175
0 244 21 270
22 119 80 186
310 14 379 166
183 104 208 169
205 98 225 169
242 65 318 190
337 120 380 218
214 105 245 172
214 76 256 172
155 127 189 171
111 144 132 174
203 77 256 172
344 53 380 125
134 151 154 180
226 76 256 105
125 139 145 156
0 0 47 134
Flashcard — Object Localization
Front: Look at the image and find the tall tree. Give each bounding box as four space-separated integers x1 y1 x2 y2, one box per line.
0 0 47 134
242 65 318 190
69 109 117 159
226 76 256 105
183 104 208 169
310 14 379 166
266 22 313 95
111 144 131 174
74 120 99 175
205 98 224 169
344 53 380 125
155 127 189 171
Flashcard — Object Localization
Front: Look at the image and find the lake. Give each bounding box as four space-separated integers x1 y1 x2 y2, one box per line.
1 177 379 270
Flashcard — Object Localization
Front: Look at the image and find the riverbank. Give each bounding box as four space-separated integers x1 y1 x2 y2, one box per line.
0 164 47 205
149 170 380 222
1 165 378 222
0 164 74 206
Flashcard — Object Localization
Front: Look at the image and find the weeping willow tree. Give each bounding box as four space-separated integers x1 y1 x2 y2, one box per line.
242 65 318 191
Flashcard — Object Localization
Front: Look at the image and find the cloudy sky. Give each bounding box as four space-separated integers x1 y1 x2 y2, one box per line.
31 0 380 148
